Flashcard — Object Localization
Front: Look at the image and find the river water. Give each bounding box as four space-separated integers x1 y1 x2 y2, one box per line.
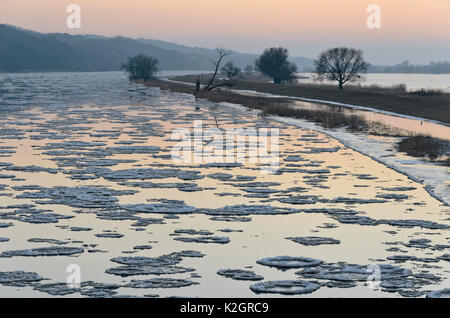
0 72 448 298
298 73 450 92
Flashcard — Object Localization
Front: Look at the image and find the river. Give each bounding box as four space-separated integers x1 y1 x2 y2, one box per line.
298 72 450 92
0 72 448 298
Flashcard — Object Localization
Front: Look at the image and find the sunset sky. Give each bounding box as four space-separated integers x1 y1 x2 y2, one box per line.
1 0 449 64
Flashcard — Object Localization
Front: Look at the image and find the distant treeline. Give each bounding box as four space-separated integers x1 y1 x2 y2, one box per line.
301 61 450 74
368 61 450 74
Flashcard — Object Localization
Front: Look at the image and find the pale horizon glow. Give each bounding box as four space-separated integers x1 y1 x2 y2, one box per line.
0 0 449 64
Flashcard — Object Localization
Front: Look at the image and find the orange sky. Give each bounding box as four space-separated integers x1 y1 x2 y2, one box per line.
1 0 449 64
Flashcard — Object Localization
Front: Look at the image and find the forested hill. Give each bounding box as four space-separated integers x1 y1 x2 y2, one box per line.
0 25 210 72
0 24 315 73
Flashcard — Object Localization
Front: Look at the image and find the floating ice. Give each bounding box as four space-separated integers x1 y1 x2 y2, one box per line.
287 237 341 246
33 282 80 296
70 227 92 232
133 245 153 250
173 229 214 236
0 271 44 287
209 216 252 222
279 195 320 205
380 219 449 230
174 236 230 244
106 265 194 277
16 186 135 209
250 280 321 295
207 173 233 180
28 238 69 245
284 156 307 162
95 233 124 238
0 246 84 258
4 165 58 174
126 278 198 289
217 269 263 281
376 194 409 200
205 205 301 216
123 201 197 214
329 197 387 204
105 146 160 154
257 256 322 269
427 288 450 298
112 255 181 267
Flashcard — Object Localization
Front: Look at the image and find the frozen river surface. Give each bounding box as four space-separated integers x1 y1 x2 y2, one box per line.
0 72 449 298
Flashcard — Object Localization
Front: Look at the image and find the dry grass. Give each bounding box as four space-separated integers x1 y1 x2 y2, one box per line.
143 78 369 131
142 78 449 164
260 105 369 130
171 75 450 123
408 88 446 97
397 135 449 160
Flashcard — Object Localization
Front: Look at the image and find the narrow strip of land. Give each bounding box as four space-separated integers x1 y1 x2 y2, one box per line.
169 75 450 124
142 77 449 167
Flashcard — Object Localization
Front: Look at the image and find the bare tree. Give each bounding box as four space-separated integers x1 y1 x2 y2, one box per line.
221 61 241 86
204 46 232 91
315 47 369 89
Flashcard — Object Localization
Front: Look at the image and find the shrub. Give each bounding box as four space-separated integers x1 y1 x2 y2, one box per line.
121 54 159 82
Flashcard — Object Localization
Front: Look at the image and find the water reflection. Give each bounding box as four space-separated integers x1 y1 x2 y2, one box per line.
0 72 448 298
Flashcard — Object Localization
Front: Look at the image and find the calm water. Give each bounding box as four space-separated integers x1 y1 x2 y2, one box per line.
289 100 450 140
299 73 450 92
0 72 448 298
0 71 198 109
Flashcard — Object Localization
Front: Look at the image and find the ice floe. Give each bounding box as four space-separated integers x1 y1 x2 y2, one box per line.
257 256 322 269
217 269 263 281
250 280 321 295
287 237 341 246
0 246 84 258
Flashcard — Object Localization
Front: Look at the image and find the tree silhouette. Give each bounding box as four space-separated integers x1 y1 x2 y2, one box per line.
204 46 232 91
121 54 159 82
221 61 241 85
315 47 369 89
255 47 297 84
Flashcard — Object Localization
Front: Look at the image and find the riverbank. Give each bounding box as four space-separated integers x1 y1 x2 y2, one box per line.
142 77 449 203
142 79 396 134
142 78 449 164
169 75 450 124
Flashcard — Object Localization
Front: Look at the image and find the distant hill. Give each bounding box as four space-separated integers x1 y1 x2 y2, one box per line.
137 38 315 70
2 24 450 74
0 25 209 72
0 25 90 72
0 24 314 72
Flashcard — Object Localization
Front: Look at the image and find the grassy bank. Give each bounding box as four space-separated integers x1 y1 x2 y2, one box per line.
397 135 450 165
171 75 450 123
142 78 449 165
142 78 371 131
